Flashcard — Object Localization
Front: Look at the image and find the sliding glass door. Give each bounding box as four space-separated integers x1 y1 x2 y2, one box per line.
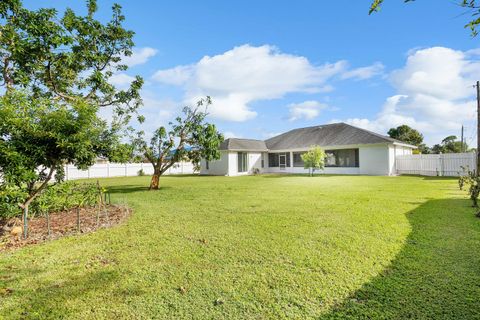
237 152 248 173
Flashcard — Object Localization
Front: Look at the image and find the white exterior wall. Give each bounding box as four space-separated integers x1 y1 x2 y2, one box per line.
200 151 229 176
228 152 264 176
358 144 391 175
200 151 266 176
200 143 414 176
267 166 360 174
388 144 413 176
227 152 238 176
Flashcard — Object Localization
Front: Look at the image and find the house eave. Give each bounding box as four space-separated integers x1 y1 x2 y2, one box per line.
392 142 417 149
266 142 395 152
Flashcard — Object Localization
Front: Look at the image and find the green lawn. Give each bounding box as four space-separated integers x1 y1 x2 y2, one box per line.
1 175 480 319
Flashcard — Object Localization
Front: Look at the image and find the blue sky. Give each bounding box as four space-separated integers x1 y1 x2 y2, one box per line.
25 1 480 145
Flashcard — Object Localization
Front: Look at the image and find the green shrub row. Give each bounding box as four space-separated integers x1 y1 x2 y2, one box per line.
0 181 102 219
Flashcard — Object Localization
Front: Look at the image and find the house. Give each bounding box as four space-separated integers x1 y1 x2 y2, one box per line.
200 123 416 176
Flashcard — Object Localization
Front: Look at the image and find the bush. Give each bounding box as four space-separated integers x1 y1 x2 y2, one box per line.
458 166 480 212
0 181 102 220
32 181 100 216
137 169 145 176
0 185 26 219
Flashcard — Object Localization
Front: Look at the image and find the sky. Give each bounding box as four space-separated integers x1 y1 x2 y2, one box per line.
24 0 480 146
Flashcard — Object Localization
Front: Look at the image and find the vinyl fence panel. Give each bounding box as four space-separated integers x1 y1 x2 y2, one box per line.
396 153 475 176
64 162 195 180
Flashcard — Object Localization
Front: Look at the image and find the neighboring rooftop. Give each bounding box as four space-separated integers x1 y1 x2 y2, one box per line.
265 123 411 150
219 138 268 151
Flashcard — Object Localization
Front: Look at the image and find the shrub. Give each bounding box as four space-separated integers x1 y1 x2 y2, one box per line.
301 146 326 176
137 169 145 176
0 185 27 219
31 181 100 216
458 166 480 213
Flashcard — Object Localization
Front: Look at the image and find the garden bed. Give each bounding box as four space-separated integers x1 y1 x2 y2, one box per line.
0 205 131 251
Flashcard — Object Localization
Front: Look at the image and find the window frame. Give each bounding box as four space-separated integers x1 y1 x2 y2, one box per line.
237 152 248 173
324 148 359 168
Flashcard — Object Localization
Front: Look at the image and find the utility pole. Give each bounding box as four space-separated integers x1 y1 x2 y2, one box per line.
476 81 480 175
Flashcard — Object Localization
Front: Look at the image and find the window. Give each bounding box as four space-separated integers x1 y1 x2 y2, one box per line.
268 153 291 167
293 152 306 167
206 160 209 170
237 152 248 172
261 154 264 168
325 149 359 167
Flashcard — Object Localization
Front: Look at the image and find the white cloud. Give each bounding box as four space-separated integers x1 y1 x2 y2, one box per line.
223 131 240 139
336 47 478 145
152 44 349 122
288 100 328 121
153 65 193 86
121 47 158 67
108 47 157 89
341 62 385 80
109 73 136 89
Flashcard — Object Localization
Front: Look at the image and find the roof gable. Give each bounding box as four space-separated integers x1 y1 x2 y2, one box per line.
220 138 268 151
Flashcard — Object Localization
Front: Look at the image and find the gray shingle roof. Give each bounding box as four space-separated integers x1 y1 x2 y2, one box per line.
265 123 411 150
220 138 268 151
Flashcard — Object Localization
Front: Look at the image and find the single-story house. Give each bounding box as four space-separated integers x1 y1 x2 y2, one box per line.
200 123 416 176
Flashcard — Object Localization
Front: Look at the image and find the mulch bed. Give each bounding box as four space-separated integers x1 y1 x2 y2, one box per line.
0 205 131 252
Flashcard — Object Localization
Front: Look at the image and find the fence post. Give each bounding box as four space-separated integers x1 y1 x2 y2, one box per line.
441 154 445 176
107 162 110 178
65 165 69 181
125 163 128 177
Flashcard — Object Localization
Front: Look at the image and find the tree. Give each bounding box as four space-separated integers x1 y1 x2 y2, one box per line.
134 97 223 190
417 143 431 154
431 135 469 154
370 1 480 36
388 125 424 146
301 146 326 176
0 0 142 237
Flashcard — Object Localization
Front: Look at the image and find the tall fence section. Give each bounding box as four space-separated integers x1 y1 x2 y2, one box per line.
64 162 195 180
395 153 476 177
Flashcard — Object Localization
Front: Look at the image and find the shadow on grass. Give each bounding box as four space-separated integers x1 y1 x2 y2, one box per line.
0 266 122 319
321 198 480 319
258 173 459 181
259 173 378 178
107 185 173 194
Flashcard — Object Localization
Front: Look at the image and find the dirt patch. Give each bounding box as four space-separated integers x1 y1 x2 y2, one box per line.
0 205 131 251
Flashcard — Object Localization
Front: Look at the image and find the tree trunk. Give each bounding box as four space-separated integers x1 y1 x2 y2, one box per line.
23 206 29 239
150 174 160 190
46 211 51 236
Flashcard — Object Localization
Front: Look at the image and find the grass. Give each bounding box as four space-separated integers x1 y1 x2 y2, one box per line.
0 174 479 319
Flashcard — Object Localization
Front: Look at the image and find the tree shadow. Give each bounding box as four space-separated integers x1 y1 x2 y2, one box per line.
106 185 173 194
321 198 480 319
400 174 458 181
0 264 131 319
259 173 372 178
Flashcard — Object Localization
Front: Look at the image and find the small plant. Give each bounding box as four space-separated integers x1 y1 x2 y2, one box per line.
301 146 326 176
458 167 480 216
137 169 145 176
252 168 260 175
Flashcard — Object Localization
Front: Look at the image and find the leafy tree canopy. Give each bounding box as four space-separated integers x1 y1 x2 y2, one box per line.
431 135 469 154
0 0 142 236
134 97 223 190
388 125 424 146
370 0 480 36
301 146 326 176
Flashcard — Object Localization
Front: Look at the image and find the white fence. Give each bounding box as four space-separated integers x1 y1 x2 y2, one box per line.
396 153 476 176
64 162 195 180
